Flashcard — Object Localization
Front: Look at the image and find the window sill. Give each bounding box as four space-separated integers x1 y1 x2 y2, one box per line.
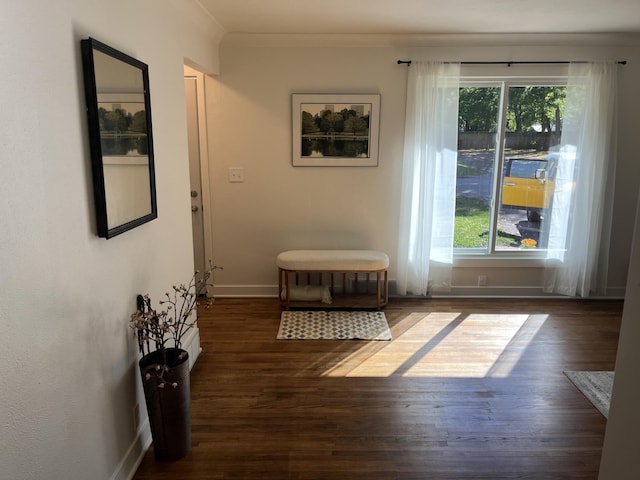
453 253 551 268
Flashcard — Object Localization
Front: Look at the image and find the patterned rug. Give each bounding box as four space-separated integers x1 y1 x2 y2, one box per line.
277 311 392 340
564 371 614 418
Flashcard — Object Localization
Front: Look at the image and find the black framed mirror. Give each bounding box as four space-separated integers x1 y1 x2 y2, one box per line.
81 38 157 238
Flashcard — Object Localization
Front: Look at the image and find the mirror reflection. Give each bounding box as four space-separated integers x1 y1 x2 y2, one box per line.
81 38 157 238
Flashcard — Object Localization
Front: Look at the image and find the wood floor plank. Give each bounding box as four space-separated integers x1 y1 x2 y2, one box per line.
133 297 622 479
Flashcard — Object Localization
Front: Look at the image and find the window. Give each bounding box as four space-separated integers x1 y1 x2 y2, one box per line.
454 81 567 254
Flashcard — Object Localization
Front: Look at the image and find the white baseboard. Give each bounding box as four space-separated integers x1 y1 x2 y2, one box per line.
213 284 278 297
181 326 202 369
110 419 152 480
213 282 626 299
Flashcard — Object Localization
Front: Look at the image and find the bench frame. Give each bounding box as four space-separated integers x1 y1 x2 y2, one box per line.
278 267 388 310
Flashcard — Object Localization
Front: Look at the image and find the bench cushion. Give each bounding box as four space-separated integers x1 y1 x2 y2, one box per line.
277 250 389 271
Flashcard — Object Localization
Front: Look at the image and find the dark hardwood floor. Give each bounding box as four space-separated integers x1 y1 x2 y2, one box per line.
133 297 623 479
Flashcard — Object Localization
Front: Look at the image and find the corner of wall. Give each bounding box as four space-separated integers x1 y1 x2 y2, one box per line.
168 0 224 74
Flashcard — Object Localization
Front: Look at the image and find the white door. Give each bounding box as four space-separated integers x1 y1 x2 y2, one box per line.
184 76 206 275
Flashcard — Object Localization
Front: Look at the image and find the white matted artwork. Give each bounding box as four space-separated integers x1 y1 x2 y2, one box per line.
292 93 380 167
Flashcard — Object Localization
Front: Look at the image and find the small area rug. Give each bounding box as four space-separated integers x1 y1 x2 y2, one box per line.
564 371 614 418
277 311 392 341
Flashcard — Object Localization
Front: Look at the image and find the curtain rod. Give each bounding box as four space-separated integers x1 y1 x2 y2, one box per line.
397 60 627 66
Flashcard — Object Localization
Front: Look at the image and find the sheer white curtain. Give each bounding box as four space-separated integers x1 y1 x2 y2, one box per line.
544 61 618 297
396 61 460 296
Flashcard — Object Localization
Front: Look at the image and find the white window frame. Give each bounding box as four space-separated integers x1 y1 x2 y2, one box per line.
454 73 568 264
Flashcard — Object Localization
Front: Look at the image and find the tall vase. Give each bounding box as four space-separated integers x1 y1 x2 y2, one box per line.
139 348 191 461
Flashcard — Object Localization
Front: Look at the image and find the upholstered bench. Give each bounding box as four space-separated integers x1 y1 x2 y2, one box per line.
277 250 389 310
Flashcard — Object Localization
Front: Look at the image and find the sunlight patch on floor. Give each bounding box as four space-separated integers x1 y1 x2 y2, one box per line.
322 312 547 378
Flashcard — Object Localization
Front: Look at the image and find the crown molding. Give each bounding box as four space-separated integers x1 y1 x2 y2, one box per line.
220 32 640 48
167 0 226 43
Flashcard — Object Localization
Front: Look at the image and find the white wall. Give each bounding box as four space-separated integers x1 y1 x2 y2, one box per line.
599 192 640 479
208 33 640 297
0 1 221 479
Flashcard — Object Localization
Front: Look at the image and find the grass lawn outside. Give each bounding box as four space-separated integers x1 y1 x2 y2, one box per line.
454 196 515 248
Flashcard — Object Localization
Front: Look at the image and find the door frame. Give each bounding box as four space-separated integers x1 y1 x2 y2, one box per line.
184 65 214 291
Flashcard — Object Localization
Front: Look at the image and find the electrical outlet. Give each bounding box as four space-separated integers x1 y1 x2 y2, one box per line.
228 167 245 183
478 275 487 286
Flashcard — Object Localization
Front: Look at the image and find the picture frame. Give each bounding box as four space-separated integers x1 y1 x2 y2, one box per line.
292 94 380 167
80 37 157 238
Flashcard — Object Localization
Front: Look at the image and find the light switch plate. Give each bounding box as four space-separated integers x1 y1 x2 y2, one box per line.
228 167 245 183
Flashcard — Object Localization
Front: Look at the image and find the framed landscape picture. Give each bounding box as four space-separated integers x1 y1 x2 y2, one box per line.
292 94 380 166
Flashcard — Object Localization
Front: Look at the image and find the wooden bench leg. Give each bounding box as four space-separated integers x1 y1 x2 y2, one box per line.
384 269 388 304
279 268 291 309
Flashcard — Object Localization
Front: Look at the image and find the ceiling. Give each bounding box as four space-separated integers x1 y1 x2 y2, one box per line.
198 0 640 36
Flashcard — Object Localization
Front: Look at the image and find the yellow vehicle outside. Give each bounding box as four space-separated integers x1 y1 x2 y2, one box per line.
501 156 557 222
